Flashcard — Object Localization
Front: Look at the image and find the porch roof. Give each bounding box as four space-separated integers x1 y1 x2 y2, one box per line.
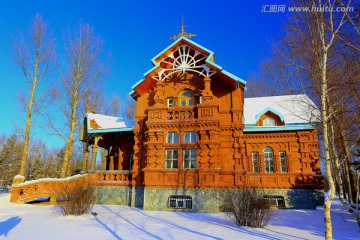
85 113 135 134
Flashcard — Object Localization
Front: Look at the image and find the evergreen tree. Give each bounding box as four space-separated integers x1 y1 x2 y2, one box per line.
28 157 45 180
44 156 60 178
0 134 23 186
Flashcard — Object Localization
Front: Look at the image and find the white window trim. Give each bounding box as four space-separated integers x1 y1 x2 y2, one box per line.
263 117 275 126
183 149 197 169
167 132 179 144
279 151 288 173
252 152 259 173
167 97 174 107
184 132 197 143
165 149 178 169
264 147 274 173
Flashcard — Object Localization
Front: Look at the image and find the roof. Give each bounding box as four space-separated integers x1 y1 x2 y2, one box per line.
85 113 135 134
131 37 246 98
243 94 320 130
83 95 319 135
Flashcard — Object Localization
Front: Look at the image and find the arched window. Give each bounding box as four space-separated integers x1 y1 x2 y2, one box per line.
263 117 275 126
167 132 179 143
180 91 194 106
184 132 197 143
264 147 274 173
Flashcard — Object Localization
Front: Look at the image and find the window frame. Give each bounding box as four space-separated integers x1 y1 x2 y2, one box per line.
183 149 197 169
264 147 274 173
184 132 197 143
167 97 174 107
199 95 204 104
165 149 178 169
180 91 195 106
264 195 285 208
263 117 276 126
167 132 179 144
279 151 288 173
252 152 259 173
168 195 192 209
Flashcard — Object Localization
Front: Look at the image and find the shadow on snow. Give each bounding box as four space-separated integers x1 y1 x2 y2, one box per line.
0 216 22 237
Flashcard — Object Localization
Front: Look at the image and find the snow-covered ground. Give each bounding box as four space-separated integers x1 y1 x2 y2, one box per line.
0 193 358 240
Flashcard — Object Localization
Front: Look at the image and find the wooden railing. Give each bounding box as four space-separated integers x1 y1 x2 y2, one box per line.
167 106 197 120
91 170 132 186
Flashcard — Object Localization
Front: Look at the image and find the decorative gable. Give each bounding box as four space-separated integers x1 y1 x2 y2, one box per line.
255 107 285 126
130 37 246 99
153 44 216 81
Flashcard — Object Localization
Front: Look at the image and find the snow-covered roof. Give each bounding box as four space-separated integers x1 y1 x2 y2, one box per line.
244 94 320 126
86 113 135 133
84 95 319 134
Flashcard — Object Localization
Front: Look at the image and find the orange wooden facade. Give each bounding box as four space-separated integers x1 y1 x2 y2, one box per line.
130 79 322 190
125 37 323 192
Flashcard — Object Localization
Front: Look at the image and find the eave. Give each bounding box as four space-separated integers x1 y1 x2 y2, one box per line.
243 124 316 133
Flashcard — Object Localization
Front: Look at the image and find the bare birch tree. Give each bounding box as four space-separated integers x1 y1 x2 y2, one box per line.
124 96 136 119
110 95 121 116
253 0 359 238
12 15 54 177
55 21 108 178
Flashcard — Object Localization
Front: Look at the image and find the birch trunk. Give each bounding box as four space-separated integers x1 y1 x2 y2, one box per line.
58 21 107 178
15 15 53 177
321 53 335 239
19 85 35 175
60 96 78 178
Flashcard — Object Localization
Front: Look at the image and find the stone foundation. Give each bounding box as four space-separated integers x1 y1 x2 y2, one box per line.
95 186 145 207
143 187 324 212
143 187 220 212
95 186 131 205
262 189 324 209
94 186 324 211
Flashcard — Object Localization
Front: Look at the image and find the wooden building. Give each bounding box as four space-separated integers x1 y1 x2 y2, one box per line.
80 36 323 212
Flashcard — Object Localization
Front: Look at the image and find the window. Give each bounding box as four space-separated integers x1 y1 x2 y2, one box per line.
167 97 174 107
129 154 133 171
180 91 194 106
183 149 197 169
199 95 204 104
279 151 288 172
184 132 197 143
252 152 259 173
263 117 275 126
167 132 179 143
165 149 178 169
168 195 192 209
264 195 285 208
264 147 274 173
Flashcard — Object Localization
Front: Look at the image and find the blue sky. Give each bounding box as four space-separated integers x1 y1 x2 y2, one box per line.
0 0 288 148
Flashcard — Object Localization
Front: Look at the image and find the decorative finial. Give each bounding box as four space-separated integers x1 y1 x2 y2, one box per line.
169 16 197 40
